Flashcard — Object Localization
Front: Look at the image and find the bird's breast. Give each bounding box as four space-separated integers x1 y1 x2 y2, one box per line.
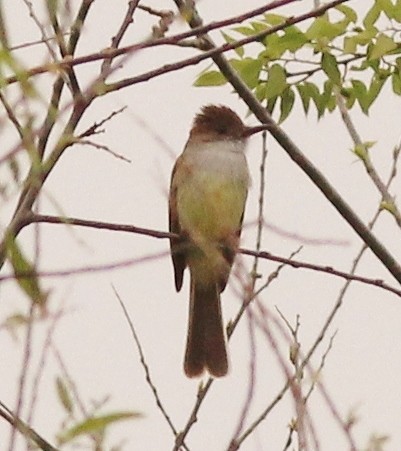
175 140 250 242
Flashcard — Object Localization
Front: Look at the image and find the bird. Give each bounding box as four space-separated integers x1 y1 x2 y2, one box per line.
169 104 258 378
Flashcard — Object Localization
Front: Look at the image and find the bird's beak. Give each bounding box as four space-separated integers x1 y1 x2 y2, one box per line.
242 124 270 138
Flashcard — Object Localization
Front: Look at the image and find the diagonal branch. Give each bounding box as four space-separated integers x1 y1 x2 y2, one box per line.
0 400 59 451
172 0 401 286
336 92 401 227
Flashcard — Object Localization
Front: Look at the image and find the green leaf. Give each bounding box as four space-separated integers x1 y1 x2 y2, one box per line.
351 27 378 47
296 84 311 115
58 412 142 444
255 82 267 101
296 82 319 115
363 3 381 29
6 239 47 310
321 52 341 86
305 82 322 116
232 26 256 37
377 0 397 19
335 5 358 23
279 87 295 123
263 13 286 26
56 377 74 415
318 80 334 117
194 70 226 87
266 94 278 115
0 48 35 95
251 21 269 33
343 37 357 54
341 87 356 109
231 58 262 89
306 14 346 41
279 26 308 52
352 141 376 160
393 0 401 22
3 313 29 339
367 74 387 108
351 79 369 113
261 33 284 59
221 31 244 58
392 71 401 95
369 34 397 60
265 64 287 99
381 200 397 215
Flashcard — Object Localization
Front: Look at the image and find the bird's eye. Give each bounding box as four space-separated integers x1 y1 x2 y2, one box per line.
215 123 228 134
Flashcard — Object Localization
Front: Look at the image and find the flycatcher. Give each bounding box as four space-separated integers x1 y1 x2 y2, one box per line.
169 105 255 378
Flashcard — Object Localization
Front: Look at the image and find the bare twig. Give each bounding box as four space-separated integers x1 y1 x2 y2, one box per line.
336 92 401 227
77 139 131 163
10 33 70 51
4 213 399 297
8 304 36 451
100 0 141 76
3 0 347 87
0 250 170 282
111 285 188 450
0 400 58 451
78 106 127 138
0 91 24 139
22 0 59 60
106 1 350 94
52 344 89 418
236 139 401 449
229 132 269 445
304 332 337 402
26 308 65 427
173 378 213 450
301 142 401 369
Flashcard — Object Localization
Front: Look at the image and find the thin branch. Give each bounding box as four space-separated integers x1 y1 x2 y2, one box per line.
22 0 59 60
106 0 350 94
304 332 337 402
0 401 58 451
100 0 141 76
336 92 401 227
10 33 70 51
112 285 189 451
301 138 401 370
51 344 89 418
236 142 401 448
0 91 24 139
138 5 175 39
173 378 213 450
78 106 127 138
229 132 269 444
76 139 131 163
0 0 97 273
8 305 35 451
3 0 346 87
14 213 401 297
0 250 170 282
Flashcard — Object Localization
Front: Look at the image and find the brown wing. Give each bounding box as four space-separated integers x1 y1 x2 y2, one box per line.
218 207 246 293
169 157 187 292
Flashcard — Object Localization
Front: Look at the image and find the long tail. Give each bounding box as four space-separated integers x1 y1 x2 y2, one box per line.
184 276 228 378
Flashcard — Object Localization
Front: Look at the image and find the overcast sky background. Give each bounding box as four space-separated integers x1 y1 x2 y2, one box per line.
1 1 401 450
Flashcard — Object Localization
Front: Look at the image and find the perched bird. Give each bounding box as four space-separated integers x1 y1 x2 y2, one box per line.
169 105 258 377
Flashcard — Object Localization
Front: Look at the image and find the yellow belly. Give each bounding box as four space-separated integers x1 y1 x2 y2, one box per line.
177 172 247 242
